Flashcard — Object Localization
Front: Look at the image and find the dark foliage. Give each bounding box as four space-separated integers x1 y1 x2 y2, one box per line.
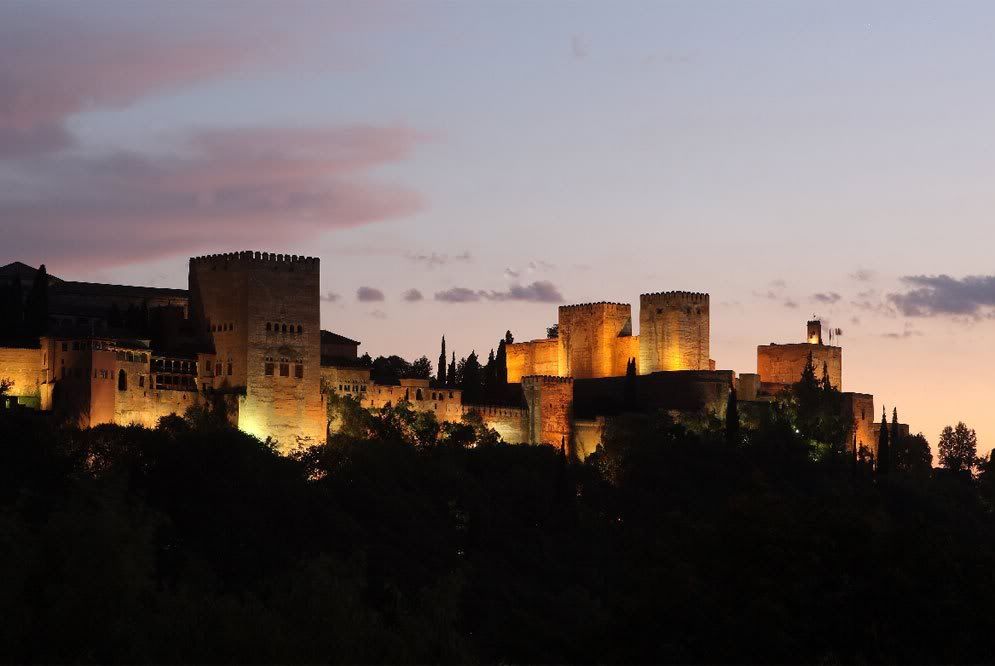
2 392 995 663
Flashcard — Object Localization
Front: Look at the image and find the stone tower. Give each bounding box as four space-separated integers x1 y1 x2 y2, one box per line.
807 319 823 344
557 302 634 379
188 251 325 451
638 291 710 374
522 375 573 452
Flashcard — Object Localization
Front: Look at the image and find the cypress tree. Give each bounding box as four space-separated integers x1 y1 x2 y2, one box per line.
505 330 514 344
725 384 740 446
821 361 833 391
878 405 890 475
447 352 456 388
496 338 508 384
438 336 447 386
891 407 901 445
24 264 49 338
623 358 637 410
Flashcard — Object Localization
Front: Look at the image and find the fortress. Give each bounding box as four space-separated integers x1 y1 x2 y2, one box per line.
0 252 886 460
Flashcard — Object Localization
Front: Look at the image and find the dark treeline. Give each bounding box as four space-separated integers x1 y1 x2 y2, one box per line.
360 331 517 405
3 369 995 663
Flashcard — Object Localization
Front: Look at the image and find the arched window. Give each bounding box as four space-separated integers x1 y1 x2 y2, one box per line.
118 369 127 391
282 323 287 333
266 322 271 332
416 389 423 401
296 325 302 335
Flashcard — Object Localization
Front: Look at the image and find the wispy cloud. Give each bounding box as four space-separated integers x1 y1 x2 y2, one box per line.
320 291 340 303
0 7 428 268
850 269 876 282
435 281 564 304
357 286 385 302
402 288 423 302
812 292 841 304
405 251 471 269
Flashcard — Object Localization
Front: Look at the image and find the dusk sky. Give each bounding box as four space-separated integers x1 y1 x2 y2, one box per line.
4 0 995 455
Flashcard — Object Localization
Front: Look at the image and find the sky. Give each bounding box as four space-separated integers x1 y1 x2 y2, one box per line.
3 0 995 456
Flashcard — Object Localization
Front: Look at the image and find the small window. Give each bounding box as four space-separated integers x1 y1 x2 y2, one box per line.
139 375 145 388
361 385 366 392
266 322 271 332
281 324 287 334
279 363 289 377
227 363 233 376
265 363 274 376
215 363 222 376
296 325 302 335
118 369 127 391
61 342 68 351
294 364 303 379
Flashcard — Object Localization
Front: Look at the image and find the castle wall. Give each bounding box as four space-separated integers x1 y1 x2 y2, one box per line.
574 417 606 460
0 346 42 401
466 404 528 444
506 338 560 383
572 370 735 420
757 343 842 390
523 376 573 451
558 302 633 379
639 292 710 374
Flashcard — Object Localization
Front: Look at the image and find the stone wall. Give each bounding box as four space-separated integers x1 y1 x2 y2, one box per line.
638 291 710 374
558 302 633 379
0 346 41 400
506 338 560 383
523 375 573 451
467 404 528 444
842 392 876 458
574 417 606 460
611 334 640 376
757 343 842 390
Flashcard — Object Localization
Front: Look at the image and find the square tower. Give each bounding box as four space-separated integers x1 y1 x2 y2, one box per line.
638 291 710 374
557 302 634 379
189 251 325 450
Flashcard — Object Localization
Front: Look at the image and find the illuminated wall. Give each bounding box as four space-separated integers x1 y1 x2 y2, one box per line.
559 302 634 379
757 343 842 390
506 337 559 383
523 375 573 449
638 291 710 374
0 346 42 403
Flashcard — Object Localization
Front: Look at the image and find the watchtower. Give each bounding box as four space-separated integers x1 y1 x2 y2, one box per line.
638 291 710 374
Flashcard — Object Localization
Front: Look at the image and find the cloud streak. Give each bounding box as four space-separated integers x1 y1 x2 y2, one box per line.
435 281 564 304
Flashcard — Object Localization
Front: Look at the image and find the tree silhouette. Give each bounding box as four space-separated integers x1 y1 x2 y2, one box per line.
725 385 740 446
546 323 559 339
437 336 447 386
24 264 49 337
938 422 978 475
877 406 890 475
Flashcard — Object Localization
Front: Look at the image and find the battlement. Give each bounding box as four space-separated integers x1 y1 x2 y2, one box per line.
640 291 709 303
521 375 574 385
190 251 320 271
558 301 630 312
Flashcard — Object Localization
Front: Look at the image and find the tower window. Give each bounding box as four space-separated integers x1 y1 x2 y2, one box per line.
282 324 287 334
227 363 232 376
297 325 302 335
265 362 274 376
118 369 127 391
294 364 303 379
215 362 222 376
280 363 289 377
266 322 271 332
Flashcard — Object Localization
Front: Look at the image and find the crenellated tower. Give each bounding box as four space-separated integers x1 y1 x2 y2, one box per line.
557 302 635 379
638 291 710 374
188 251 325 450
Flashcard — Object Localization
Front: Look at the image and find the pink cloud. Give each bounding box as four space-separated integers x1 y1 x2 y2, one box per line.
0 9 262 157
0 125 427 267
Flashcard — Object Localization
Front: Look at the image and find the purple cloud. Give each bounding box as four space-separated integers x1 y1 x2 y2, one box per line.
357 286 385 302
889 274 995 317
435 281 564 304
402 288 423 302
